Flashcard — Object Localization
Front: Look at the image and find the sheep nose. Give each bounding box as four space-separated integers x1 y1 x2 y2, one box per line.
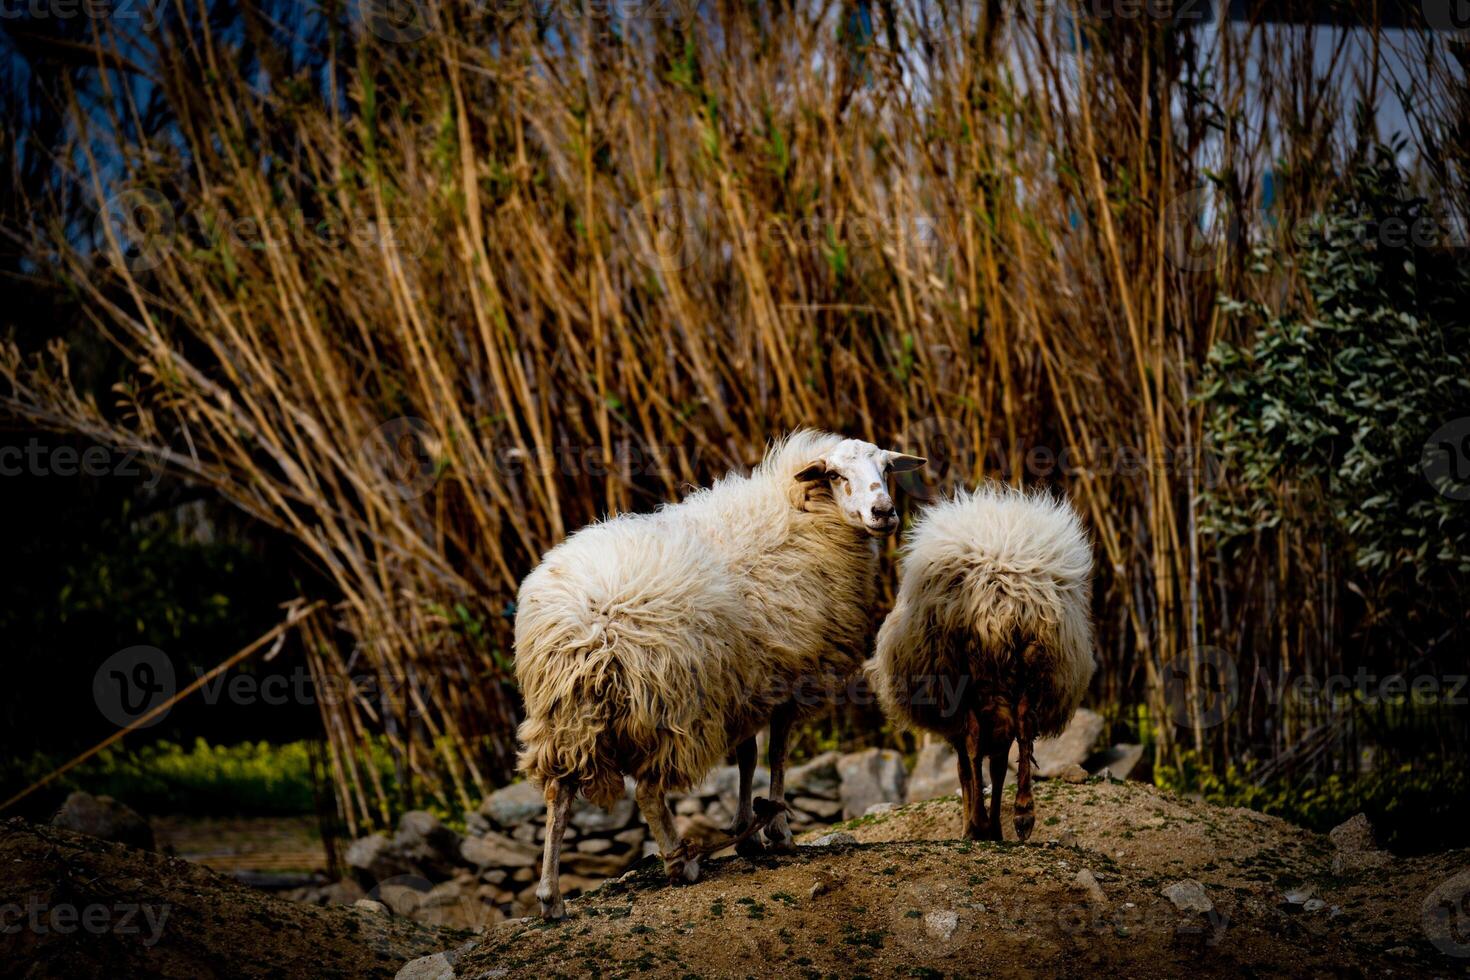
872 502 895 520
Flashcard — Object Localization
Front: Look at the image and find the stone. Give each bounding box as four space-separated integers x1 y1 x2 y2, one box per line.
1059 764 1089 784
480 780 546 828
792 795 844 819
787 751 842 799
575 838 613 855
1161 879 1213 914
836 748 907 820
562 851 629 876
614 827 647 848
510 822 539 844
416 880 501 930
925 909 959 941
1011 709 1104 778
393 811 466 879
1072 868 1106 904
674 797 703 816
394 941 477 980
1328 813 1391 874
905 742 963 803
806 831 857 848
570 796 636 833
864 802 897 817
1086 743 1146 781
353 899 389 915
480 869 507 885
52 792 154 851
395 952 456 980
346 834 416 883
691 764 770 815
460 832 540 869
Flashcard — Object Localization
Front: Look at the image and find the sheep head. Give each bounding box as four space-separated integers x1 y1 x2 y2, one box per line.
794 438 926 537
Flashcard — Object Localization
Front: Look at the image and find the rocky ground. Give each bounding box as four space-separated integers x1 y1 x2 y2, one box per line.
0 818 461 979
7 779 1467 978
446 779 1470 979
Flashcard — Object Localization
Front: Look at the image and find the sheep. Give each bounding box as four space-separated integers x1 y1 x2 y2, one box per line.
514 430 926 918
871 485 1094 842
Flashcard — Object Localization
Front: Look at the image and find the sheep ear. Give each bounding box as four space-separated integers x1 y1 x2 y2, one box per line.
886 453 928 473
794 459 829 482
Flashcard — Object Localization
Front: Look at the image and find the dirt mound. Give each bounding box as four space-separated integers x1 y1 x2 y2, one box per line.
0 818 464 979
456 780 1470 978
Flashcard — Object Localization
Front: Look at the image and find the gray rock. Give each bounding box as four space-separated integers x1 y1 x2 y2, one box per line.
353 899 389 915
480 781 546 828
1087 743 1146 781
792 795 844 819
52 792 154 851
806 831 857 848
837 748 907 820
1072 868 1106 904
346 834 417 883
690 765 770 815
570 796 636 833
864 802 897 817
1161 879 1213 914
787 751 842 799
1059 763 1089 784
905 742 962 803
613 827 647 848
924 909 959 941
1012 708 1104 778
392 811 466 879
460 832 540 869
1328 813 1391 873
394 941 477 980
576 838 613 855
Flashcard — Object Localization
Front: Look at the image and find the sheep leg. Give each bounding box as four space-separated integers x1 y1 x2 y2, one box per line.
636 781 699 885
730 736 764 857
986 750 1007 842
535 778 575 920
1013 693 1036 842
761 703 797 852
948 731 988 840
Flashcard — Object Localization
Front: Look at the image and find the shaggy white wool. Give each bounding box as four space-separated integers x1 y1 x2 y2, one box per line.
873 485 1095 739
514 430 881 807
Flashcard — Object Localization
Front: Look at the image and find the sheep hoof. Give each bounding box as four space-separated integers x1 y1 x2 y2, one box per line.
665 852 700 885
734 836 766 858
538 895 566 920
1014 811 1035 842
762 826 797 854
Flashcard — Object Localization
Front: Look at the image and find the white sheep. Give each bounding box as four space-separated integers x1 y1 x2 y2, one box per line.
514 430 925 918
871 485 1094 841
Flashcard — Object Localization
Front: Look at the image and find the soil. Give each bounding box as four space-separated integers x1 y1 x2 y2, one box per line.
0 818 463 979
4 781 1468 978
459 779 1470 979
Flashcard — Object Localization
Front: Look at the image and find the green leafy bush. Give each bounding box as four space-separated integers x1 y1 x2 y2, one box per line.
3 739 341 817
1203 147 1470 596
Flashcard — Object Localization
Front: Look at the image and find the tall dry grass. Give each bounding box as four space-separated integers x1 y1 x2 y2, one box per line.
3 2 1462 825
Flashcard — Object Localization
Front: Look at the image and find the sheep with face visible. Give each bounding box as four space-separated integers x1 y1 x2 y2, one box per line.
514 430 925 918
871 486 1094 842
